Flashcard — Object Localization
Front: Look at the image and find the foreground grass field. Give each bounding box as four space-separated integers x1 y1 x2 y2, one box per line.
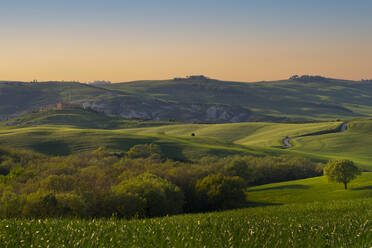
2 199 372 247
2 172 372 247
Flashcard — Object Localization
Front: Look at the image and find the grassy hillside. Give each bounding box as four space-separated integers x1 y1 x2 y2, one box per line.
0 81 112 119
2 75 372 122
126 118 372 168
1 109 372 168
0 109 339 161
290 119 372 168
106 76 372 119
0 122 281 161
1 111 372 247
1 109 175 129
3 198 372 247
248 172 372 205
123 121 341 147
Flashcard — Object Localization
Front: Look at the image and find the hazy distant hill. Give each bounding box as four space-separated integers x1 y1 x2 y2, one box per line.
1 75 372 123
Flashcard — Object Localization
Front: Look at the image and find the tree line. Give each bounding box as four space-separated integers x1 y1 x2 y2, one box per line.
0 144 324 218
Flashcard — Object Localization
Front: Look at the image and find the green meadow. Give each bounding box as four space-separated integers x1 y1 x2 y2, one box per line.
2 160 372 247
1 110 372 247
0 124 279 160
291 119 372 168
1 109 372 168
248 172 372 204
2 198 372 247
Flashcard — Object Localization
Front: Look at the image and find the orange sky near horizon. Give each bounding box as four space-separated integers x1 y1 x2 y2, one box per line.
1 37 371 83
1 0 371 83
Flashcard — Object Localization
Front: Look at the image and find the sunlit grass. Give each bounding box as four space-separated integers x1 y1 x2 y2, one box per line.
2 199 372 247
248 172 372 205
292 119 372 168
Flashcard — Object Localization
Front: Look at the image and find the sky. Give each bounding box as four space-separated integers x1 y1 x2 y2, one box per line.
0 0 371 82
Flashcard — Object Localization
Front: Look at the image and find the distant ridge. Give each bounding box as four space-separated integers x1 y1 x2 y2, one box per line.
0 75 371 123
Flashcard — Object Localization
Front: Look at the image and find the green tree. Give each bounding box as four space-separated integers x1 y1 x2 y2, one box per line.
324 160 361 190
195 174 246 211
0 191 24 217
40 175 75 193
113 173 184 217
22 192 59 217
127 144 162 160
56 193 87 217
223 157 252 184
109 190 146 218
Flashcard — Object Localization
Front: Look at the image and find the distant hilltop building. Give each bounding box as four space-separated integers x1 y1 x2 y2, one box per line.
174 75 210 81
56 102 82 110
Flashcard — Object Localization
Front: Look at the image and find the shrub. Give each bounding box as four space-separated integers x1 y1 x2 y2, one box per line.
22 192 59 217
40 175 75 193
114 173 184 217
0 191 24 217
109 191 146 218
196 174 246 211
127 144 162 160
55 193 87 217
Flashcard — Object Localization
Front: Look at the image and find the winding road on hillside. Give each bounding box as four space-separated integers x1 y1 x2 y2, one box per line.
283 122 348 148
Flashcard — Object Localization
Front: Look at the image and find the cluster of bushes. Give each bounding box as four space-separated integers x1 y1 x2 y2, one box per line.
0 145 324 218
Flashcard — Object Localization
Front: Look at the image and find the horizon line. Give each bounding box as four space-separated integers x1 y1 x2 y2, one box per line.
0 74 369 84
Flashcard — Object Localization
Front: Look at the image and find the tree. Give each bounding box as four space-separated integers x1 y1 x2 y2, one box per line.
40 175 75 193
113 173 184 217
289 75 299 80
127 144 162 160
324 160 361 190
195 174 246 211
223 157 252 184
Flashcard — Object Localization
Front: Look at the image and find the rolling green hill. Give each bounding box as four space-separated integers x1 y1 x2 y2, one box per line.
248 172 372 205
4 177 372 247
1 108 372 247
122 121 342 147
119 118 372 168
1 109 372 168
289 119 372 168
1 75 372 123
1 109 175 129
0 110 282 160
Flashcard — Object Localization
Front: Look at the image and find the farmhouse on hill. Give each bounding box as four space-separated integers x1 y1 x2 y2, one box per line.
56 102 82 110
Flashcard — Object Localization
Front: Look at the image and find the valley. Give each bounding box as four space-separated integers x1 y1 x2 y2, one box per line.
1 78 372 247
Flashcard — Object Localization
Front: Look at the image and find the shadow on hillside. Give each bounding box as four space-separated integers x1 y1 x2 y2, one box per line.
351 185 372 191
245 201 282 207
108 137 189 161
247 184 310 192
30 141 71 156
